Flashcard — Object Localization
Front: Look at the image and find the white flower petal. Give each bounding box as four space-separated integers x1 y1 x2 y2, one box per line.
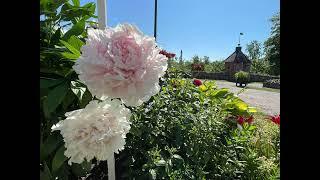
51 99 131 164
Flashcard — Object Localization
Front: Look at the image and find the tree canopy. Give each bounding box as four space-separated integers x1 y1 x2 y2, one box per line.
264 12 280 75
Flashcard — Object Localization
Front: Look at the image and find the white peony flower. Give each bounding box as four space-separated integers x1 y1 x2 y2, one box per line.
51 99 131 165
72 23 168 106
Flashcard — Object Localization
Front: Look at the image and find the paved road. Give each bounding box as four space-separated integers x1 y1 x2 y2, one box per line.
215 81 280 115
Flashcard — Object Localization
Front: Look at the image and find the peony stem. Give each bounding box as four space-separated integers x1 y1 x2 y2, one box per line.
107 153 115 180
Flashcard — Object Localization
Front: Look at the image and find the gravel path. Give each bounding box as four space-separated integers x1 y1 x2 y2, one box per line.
215 81 280 115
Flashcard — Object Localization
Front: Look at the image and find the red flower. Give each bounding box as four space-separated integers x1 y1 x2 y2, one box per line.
246 116 254 124
237 116 245 125
193 79 202 86
270 114 280 125
159 50 175 59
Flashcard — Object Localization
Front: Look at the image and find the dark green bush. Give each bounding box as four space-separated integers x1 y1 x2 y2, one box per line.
263 79 280 89
235 71 250 84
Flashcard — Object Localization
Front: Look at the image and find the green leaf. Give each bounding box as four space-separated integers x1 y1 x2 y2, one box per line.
248 125 256 131
88 3 96 14
60 40 80 57
79 89 92 108
46 82 69 113
71 81 86 100
62 18 85 40
248 107 257 113
68 35 84 52
172 154 183 161
41 133 62 161
72 0 80 6
71 160 91 177
62 90 76 109
211 88 229 98
40 162 52 180
40 78 64 89
234 99 248 111
52 145 68 173
50 28 62 45
155 159 166 166
43 98 51 118
149 169 157 180
199 85 207 92
61 52 79 60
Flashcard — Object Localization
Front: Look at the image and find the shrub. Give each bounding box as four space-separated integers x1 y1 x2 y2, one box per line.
204 61 225 73
113 74 280 179
251 113 280 179
235 71 250 84
263 79 280 89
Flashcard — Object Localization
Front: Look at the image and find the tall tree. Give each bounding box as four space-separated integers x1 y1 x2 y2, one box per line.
191 55 200 64
246 40 262 60
203 56 210 64
264 12 280 75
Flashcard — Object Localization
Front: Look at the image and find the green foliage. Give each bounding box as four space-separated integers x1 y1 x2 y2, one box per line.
203 56 210 64
40 0 96 179
235 71 250 84
114 73 278 179
191 55 201 64
250 59 271 75
204 61 225 72
264 12 280 75
246 40 262 61
169 56 224 73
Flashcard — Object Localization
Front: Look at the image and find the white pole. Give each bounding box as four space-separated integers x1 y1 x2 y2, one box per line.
97 2 114 178
97 0 107 29
107 154 115 180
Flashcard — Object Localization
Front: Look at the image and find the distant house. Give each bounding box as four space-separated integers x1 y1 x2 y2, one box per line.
223 46 251 75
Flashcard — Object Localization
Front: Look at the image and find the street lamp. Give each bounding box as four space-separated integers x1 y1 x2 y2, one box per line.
154 0 158 40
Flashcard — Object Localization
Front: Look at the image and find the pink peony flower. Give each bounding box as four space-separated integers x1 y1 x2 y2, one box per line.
73 24 168 106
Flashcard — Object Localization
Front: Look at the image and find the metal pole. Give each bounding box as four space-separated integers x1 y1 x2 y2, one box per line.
154 0 157 40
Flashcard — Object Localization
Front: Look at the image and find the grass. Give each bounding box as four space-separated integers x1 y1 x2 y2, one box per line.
212 80 280 93
246 85 280 93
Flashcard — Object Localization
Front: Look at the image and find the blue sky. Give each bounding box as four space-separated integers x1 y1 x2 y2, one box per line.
82 0 279 61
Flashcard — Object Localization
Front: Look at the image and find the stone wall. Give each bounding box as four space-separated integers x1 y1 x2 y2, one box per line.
191 71 280 83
